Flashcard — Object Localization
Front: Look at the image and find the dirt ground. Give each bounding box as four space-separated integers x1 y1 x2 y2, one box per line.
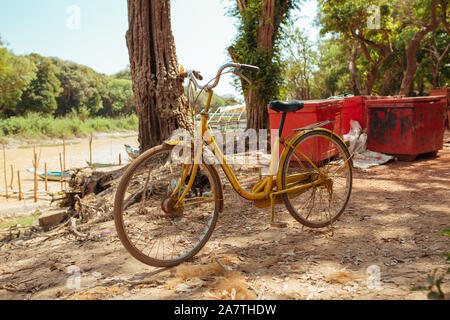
0 132 449 300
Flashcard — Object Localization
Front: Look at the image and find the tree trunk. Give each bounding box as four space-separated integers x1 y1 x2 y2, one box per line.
244 88 270 129
399 0 439 96
348 43 363 95
126 0 191 152
258 0 275 53
380 72 394 96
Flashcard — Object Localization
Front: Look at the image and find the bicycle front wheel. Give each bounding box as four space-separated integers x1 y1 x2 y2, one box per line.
280 129 353 228
114 144 221 267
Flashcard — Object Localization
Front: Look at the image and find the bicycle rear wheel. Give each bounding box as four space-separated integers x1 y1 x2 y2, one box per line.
114 144 221 267
280 129 353 228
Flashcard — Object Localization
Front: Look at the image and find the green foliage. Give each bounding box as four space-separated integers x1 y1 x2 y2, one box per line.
102 78 135 117
437 229 450 236
411 268 448 299
411 229 449 299
222 95 241 106
51 57 107 117
280 27 319 100
185 87 229 112
16 54 63 116
0 40 36 116
0 37 136 119
229 0 300 101
310 0 449 96
0 214 39 231
112 67 132 81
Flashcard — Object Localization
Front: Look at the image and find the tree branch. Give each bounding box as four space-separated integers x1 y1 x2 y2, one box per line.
236 0 246 16
440 0 450 34
439 43 450 62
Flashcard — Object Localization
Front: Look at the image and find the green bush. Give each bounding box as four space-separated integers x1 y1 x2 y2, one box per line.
0 114 138 140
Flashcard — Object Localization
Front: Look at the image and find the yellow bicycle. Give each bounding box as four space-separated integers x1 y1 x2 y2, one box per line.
113 63 353 267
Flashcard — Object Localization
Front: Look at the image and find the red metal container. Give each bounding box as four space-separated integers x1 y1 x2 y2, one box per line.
268 99 343 162
366 96 446 161
341 96 365 134
430 88 450 130
339 96 391 135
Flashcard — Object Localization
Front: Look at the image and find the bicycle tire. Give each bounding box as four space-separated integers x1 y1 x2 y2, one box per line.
280 129 353 228
114 144 222 267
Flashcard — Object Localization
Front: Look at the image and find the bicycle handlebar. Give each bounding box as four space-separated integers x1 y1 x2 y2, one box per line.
187 63 260 90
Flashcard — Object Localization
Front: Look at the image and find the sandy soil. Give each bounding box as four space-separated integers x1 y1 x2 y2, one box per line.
0 132 449 300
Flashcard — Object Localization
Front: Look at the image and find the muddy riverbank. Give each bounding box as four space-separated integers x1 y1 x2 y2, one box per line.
0 133 138 214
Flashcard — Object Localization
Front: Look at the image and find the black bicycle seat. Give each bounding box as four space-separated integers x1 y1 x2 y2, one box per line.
269 100 304 113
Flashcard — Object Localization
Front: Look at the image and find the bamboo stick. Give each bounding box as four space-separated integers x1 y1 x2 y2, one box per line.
44 163 48 192
59 153 64 192
89 134 93 169
17 170 22 201
34 146 38 203
2 144 7 200
10 164 14 190
63 137 66 189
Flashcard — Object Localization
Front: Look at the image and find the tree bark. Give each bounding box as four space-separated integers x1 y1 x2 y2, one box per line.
380 71 394 96
399 0 440 96
440 0 450 34
258 0 275 53
348 43 363 95
126 0 191 152
245 88 270 129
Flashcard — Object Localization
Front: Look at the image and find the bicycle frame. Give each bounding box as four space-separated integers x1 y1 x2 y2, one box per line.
167 89 331 210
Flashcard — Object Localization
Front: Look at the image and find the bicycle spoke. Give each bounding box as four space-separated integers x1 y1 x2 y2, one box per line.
281 130 352 228
114 144 220 267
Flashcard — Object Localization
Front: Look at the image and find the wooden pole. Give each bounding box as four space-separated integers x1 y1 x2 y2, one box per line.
34 146 38 203
17 170 22 201
44 162 48 192
89 134 93 169
10 164 14 190
63 137 66 189
2 144 7 200
59 153 64 192
119 153 122 166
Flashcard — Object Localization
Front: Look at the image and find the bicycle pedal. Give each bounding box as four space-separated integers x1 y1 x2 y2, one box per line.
270 222 287 229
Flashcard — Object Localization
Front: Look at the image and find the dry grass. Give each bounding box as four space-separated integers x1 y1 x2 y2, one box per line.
70 286 123 300
327 271 362 284
166 259 255 300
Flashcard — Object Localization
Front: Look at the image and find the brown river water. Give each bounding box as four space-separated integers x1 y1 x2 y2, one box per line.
0 135 138 214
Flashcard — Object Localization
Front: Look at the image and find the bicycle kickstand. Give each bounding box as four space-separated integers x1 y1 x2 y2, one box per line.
269 193 287 229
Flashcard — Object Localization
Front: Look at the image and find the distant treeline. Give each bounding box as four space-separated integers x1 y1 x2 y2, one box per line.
0 43 135 119
0 37 239 120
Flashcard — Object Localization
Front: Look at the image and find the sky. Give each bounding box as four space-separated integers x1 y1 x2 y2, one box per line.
0 0 319 97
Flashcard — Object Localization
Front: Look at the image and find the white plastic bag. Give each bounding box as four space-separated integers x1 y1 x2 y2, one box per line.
343 120 393 169
343 120 366 153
